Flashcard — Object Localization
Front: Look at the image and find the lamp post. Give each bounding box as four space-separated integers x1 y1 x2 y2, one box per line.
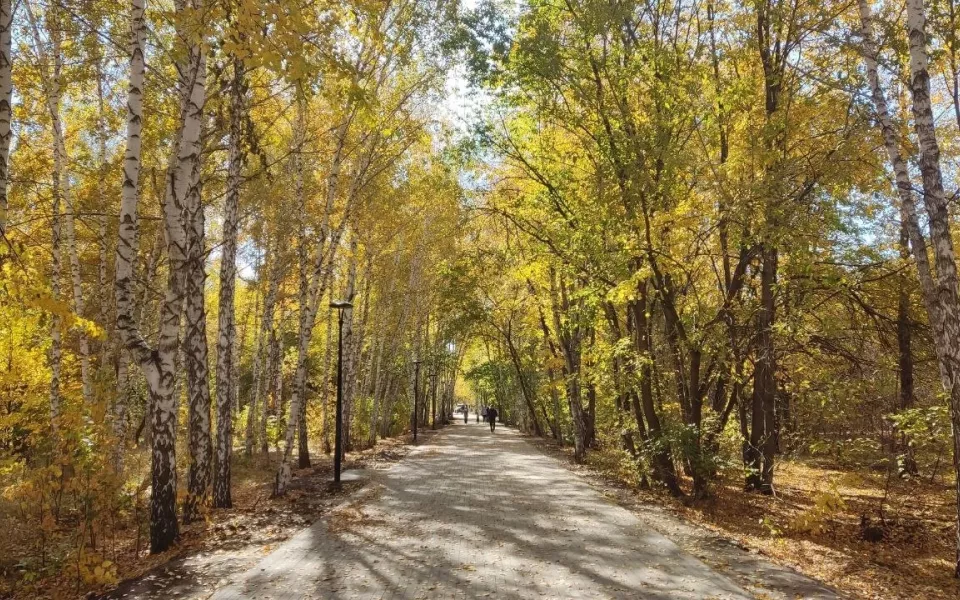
412 357 422 443
330 299 353 484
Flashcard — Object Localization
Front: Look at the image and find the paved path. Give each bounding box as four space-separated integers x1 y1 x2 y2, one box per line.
210 418 814 599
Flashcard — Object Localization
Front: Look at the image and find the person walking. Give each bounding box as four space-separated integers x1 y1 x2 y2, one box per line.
487 406 498 432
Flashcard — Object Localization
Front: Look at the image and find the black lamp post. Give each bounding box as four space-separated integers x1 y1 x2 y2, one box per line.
412 357 422 443
330 299 352 484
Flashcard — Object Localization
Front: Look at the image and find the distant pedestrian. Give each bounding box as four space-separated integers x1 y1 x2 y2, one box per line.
487 407 498 432
464 407 468 423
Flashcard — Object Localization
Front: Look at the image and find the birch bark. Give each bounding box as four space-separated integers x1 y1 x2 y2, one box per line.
293 95 312 469
27 2 93 406
214 57 244 508
340 239 359 452
253 259 281 454
114 0 206 553
860 0 960 575
0 0 11 239
274 117 351 495
50 181 62 428
871 0 960 575
181 36 211 525
320 304 334 453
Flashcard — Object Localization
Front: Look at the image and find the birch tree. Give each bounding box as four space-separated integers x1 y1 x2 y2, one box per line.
214 56 246 508
0 0 12 240
26 0 93 406
181 10 212 525
114 0 207 552
858 0 960 575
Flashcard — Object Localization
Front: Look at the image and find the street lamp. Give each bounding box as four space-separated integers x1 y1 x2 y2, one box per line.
330 299 353 484
412 357 422 443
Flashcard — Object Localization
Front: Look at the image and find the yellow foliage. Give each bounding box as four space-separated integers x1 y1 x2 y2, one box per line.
77 552 118 586
788 484 846 534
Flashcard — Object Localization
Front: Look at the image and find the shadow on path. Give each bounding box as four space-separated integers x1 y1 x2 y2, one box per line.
210 419 834 600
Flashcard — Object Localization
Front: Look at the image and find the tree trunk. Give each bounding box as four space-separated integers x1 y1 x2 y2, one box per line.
113 0 206 553
0 0 11 239
214 57 244 508
861 0 960 574
549 271 587 462
27 2 93 406
504 321 543 437
902 0 960 575
297 381 310 468
183 160 212 522
321 305 334 454
49 178 62 428
746 245 777 494
274 108 354 494
367 331 386 447
630 284 682 496
897 220 919 474
342 252 367 450
745 0 787 496
340 239 358 454
253 271 280 455
264 328 280 452
181 42 211 523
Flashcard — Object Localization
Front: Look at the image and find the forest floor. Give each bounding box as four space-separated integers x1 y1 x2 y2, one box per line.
2 433 427 600
531 437 959 600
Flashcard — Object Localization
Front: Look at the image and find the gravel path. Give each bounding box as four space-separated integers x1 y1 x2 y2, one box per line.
210 418 835 599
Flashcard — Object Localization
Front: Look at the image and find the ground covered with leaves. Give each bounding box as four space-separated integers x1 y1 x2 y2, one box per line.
536 438 959 600
0 435 416 600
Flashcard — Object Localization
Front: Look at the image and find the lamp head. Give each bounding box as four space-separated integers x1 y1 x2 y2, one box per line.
330 299 353 309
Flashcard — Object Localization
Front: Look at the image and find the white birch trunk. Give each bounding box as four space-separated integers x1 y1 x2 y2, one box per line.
320 304 334 453
181 38 211 524
0 0 11 238
339 239 358 453
98 215 110 355
50 184 62 428
115 0 148 455
902 0 960 576
251 257 280 455
274 114 351 495
347 259 372 447
27 2 93 405
94 30 111 364
261 327 279 454
114 0 206 553
214 58 244 506
858 0 939 322
272 330 284 453
293 96 312 470
367 329 386 447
